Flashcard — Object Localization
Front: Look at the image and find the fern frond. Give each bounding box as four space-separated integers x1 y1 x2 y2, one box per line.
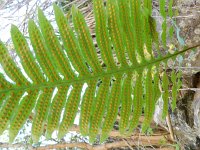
142 66 161 132
72 6 102 73
54 5 90 76
0 91 24 135
38 8 75 79
0 0 199 143
58 84 83 139
0 91 9 109
107 0 128 66
118 0 137 65
143 1 153 57
171 70 182 111
0 41 29 85
28 20 60 81
9 90 38 143
161 20 167 47
101 75 122 142
89 78 110 143
119 74 132 133
31 88 54 143
130 0 145 60
80 81 96 136
93 0 117 70
153 68 161 103
46 86 69 139
129 71 143 132
142 68 154 132
149 16 159 53
162 71 169 119
143 15 153 58
168 0 174 38
11 25 45 83
168 0 173 18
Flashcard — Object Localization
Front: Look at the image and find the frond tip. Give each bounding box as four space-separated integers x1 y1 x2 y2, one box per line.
0 0 199 144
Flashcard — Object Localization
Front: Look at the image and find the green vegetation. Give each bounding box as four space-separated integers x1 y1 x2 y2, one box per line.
0 0 199 144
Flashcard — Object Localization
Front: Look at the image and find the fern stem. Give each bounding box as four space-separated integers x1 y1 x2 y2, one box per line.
0 44 199 94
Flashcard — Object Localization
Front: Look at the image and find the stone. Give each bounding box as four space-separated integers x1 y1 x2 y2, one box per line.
194 28 200 35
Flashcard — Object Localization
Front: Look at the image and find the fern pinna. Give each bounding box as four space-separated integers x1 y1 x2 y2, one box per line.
0 0 199 143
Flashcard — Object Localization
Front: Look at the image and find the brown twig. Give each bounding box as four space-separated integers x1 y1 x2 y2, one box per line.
0 134 173 150
166 113 175 141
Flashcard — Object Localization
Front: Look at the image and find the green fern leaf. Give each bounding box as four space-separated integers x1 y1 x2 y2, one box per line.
28 20 60 81
72 6 102 73
31 88 54 143
171 70 182 111
118 0 137 65
169 0 173 17
0 41 29 85
0 92 9 110
119 74 132 134
129 71 143 132
143 3 153 57
142 68 154 132
161 20 167 47
46 86 69 139
0 91 24 135
153 68 161 102
162 71 169 119
80 81 96 136
169 0 174 39
89 78 110 143
0 73 12 90
9 90 38 143
54 4 90 76
58 84 83 139
38 8 75 79
0 1 199 144
130 0 145 60
11 25 45 83
93 0 117 70
101 75 122 142
107 0 127 66
149 17 159 52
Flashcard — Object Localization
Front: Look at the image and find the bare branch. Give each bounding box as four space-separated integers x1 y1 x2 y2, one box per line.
0 133 173 150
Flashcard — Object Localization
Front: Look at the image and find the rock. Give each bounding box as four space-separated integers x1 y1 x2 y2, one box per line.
192 73 200 129
194 28 200 35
